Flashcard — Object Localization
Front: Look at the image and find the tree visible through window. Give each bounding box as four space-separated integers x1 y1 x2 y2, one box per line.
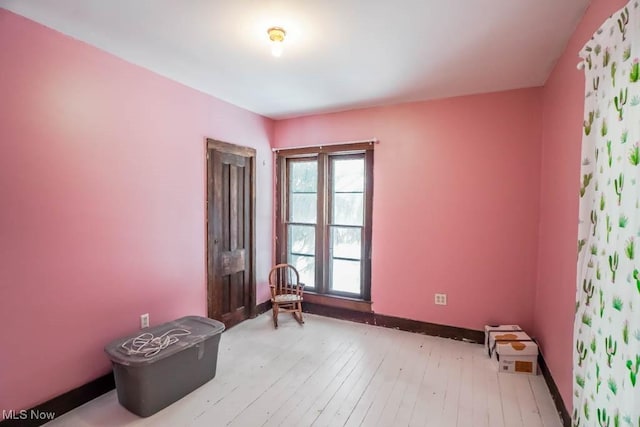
276 144 373 300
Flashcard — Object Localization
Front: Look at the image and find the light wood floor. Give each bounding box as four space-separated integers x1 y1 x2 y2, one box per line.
47 313 563 427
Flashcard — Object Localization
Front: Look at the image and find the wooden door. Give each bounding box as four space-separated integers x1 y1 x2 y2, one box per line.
207 139 256 328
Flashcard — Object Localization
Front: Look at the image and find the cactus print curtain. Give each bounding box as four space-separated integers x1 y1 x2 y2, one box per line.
575 2 640 425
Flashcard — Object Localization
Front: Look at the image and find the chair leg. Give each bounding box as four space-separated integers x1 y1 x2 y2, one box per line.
272 303 278 328
299 302 304 324
295 302 304 325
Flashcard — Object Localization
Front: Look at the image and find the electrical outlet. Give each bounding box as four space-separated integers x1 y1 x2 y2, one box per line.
140 313 149 329
434 293 447 306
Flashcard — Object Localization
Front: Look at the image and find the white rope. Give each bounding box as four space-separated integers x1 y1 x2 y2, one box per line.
121 328 191 358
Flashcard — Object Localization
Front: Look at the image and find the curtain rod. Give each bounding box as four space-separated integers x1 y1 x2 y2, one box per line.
272 138 379 152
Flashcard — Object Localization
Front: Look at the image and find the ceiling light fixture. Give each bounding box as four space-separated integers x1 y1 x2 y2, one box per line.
267 27 286 58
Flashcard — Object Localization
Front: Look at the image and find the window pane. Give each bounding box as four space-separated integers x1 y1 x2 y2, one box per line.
289 225 315 256
290 161 317 192
289 254 315 289
331 227 361 260
333 158 364 192
331 259 361 294
290 193 317 223
333 193 363 226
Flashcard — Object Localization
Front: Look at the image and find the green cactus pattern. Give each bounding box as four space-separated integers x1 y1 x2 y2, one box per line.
591 210 598 234
578 239 586 255
598 407 610 427
577 340 588 366
612 296 623 311
582 173 594 197
631 60 639 83
614 88 628 120
630 144 639 166
575 5 639 425
618 8 629 40
625 238 635 260
609 252 619 282
585 112 595 136
619 214 628 228
627 355 639 386
605 336 617 368
584 279 595 305
585 401 590 420
614 173 624 204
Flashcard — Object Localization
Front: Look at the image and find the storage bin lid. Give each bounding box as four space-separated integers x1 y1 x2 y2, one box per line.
105 316 225 367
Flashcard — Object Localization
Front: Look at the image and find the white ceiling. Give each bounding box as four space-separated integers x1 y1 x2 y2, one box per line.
0 0 591 119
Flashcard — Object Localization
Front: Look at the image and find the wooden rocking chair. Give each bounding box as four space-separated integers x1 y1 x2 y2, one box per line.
269 264 305 328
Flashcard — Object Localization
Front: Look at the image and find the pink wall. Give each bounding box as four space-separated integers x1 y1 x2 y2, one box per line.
274 89 543 332
534 0 628 410
1 0 623 414
0 10 273 411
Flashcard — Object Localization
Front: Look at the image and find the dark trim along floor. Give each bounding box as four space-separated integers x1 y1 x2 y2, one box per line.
2 300 569 427
302 301 485 343
0 373 114 427
538 353 571 427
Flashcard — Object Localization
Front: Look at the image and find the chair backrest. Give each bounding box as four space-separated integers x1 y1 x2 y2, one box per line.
269 264 301 297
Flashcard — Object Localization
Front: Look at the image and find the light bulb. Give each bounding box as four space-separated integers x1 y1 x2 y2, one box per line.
267 27 286 58
271 42 284 58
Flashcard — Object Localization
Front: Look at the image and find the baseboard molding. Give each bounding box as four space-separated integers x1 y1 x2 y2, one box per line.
538 354 571 427
254 300 272 316
302 302 484 343
0 373 115 427
303 293 373 312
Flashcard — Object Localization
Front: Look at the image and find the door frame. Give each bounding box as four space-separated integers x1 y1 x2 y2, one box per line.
205 138 257 321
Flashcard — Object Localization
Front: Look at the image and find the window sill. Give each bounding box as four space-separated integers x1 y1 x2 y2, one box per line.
302 292 372 313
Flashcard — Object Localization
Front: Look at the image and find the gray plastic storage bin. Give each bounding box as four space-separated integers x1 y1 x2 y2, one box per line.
105 315 225 417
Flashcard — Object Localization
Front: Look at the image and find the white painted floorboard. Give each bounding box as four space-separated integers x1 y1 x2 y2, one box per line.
45 313 563 427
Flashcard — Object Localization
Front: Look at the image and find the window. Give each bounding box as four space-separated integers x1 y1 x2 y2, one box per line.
276 143 373 301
